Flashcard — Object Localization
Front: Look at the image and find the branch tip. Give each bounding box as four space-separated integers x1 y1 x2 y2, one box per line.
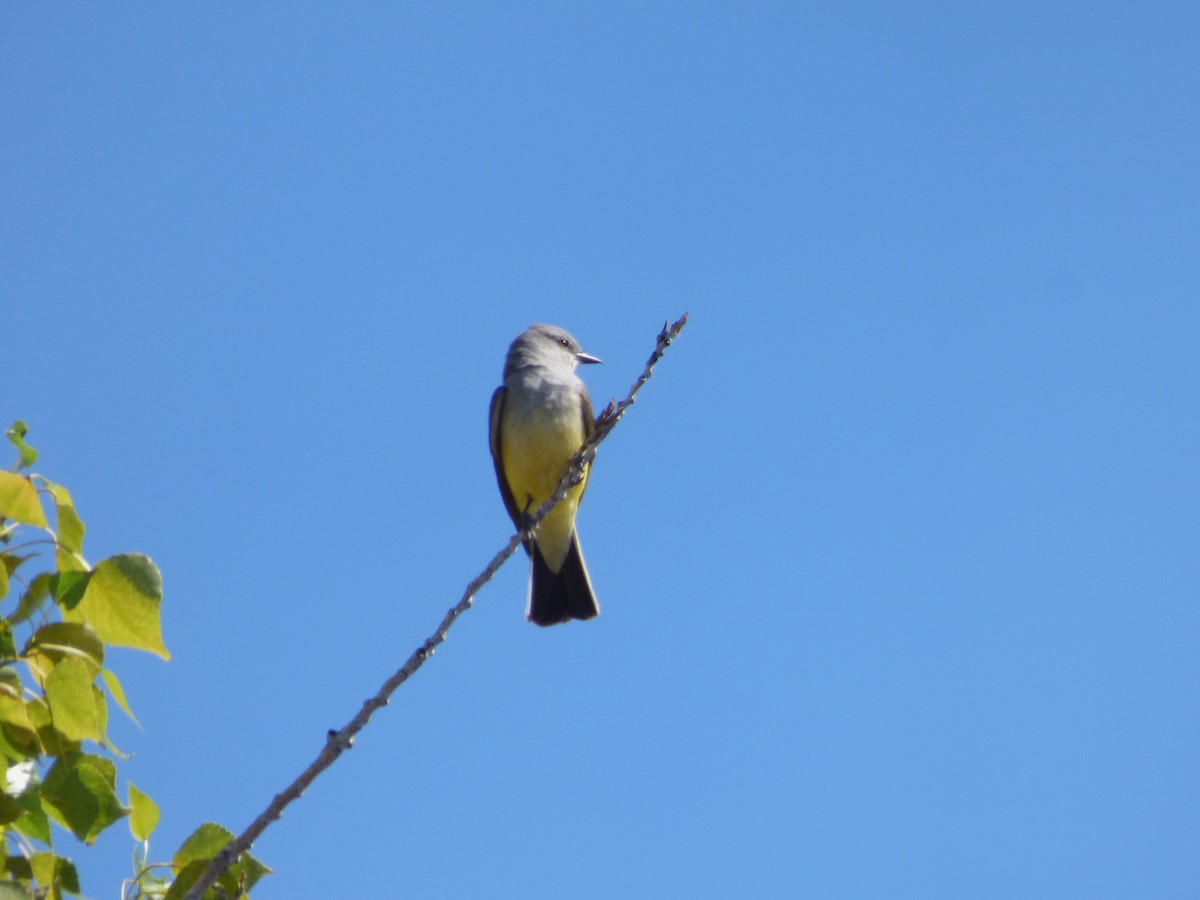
179 314 688 900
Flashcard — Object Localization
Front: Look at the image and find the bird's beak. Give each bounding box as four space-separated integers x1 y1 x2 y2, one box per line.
576 351 603 365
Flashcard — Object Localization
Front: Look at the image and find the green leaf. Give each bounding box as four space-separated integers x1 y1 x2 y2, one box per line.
25 622 105 676
227 849 271 894
8 760 51 844
100 668 139 727
13 793 52 845
0 693 39 758
130 844 173 900
0 728 33 763
172 822 235 868
167 822 270 898
0 472 48 529
26 696 78 756
11 573 53 627
48 570 91 612
1 552 33 577
63 555 169 660
2 854 33 879
128 781 160 841
6 421 37 470
1 553 34 596
0 880 35 900
95 686 129 759
0 792 22 824
45 657 101 743
164 823 234 900
41 752 129 844
30 852 79 900
42 482 86 573
0 623 14 662
163 860 206 900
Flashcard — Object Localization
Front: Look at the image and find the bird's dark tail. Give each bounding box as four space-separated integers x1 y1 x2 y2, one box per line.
527 533 599 627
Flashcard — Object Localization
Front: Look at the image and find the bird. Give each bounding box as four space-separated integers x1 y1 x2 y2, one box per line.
489 324 602 626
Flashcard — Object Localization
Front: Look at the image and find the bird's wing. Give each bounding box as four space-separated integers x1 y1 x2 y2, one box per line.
488 385 524 529
576 384 595 502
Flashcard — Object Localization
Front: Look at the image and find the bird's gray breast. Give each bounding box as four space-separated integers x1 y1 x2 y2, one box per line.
505 366 584 426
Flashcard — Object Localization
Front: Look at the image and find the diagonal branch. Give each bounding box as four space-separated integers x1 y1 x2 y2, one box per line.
182 313 688 899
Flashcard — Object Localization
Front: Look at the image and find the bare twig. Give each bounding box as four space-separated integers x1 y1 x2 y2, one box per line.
182 313 688 899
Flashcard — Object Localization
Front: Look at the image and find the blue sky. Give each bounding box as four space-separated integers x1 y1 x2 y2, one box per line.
4 3 1198 897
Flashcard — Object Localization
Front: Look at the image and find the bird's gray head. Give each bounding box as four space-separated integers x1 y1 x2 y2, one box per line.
504 324 602 378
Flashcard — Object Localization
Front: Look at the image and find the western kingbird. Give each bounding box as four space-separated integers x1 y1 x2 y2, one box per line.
489 324 601 626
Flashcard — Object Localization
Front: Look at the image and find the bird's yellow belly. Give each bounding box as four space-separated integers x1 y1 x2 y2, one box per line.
501 407 589 568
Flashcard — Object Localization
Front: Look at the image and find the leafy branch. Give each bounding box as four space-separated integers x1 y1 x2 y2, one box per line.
182 313 689 898
0 422 271 900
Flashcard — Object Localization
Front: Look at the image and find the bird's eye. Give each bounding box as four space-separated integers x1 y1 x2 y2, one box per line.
559 338 570 347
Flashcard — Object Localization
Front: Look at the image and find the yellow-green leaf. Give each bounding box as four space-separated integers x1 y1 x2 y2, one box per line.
42 482 86 572
13 793 51 845
5 421 37 469
41 752 129 844
25 622 105 678
101 668 140 727
64 555 169 660
163 822 234 900
163 860 206 900
172 821 235 867
45 657 100 743
30 852 79 900
0 728 34 762
128 781 160 841
166 821 271 898
2 552 33 578
226 846 272 894
95 686 126 758
0 879 35 899
26 696 78 756
0 668 18 701
0 692 38 753
7 761 50 844
0 472 47 529
11 573 53 627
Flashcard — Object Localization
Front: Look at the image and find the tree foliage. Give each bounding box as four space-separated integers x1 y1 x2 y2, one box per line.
0 422 267 899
